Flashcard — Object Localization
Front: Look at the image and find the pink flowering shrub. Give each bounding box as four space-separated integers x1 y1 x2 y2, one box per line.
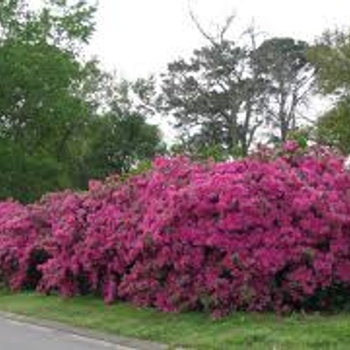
1 145 350 316
0 201 49 290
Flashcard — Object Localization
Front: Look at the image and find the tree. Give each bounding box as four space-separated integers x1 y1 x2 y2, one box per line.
0 41 91 157
157 12 316 157
65 75 165 187
253 37 314 143
309 29 350 153
0 0 97 201
316 99 350 153
0 0 97 151
0 0 164 202
158 24 268 157
0 139 69 203
309 29 350 96
77 112 162 183
0 0 96 49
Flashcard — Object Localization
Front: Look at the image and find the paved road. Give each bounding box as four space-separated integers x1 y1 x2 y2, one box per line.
0 317 134 350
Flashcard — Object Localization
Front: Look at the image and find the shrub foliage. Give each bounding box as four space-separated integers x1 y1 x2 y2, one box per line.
1 143 350 317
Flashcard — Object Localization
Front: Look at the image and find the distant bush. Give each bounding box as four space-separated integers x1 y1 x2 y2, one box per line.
1 143 350 317
0 139 70 203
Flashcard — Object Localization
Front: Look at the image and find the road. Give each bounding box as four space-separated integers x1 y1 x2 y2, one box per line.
0 316 134 350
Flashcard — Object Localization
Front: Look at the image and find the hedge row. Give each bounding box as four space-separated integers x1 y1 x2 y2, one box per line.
1 143 350 317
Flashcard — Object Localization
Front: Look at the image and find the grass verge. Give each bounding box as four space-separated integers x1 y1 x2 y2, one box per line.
0 291 349 349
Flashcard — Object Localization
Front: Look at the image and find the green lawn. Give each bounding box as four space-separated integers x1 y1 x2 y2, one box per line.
0 291 349 349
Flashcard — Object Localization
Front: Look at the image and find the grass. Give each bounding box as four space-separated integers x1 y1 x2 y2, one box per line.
0 291 349 349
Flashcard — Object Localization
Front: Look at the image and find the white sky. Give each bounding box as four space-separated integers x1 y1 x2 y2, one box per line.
30 0 350 141
85 0 350 141
88 0 350 80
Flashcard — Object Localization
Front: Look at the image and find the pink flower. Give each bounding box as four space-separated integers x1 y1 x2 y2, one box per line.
88 179 103 191
1 146 350 316
283 140 299 153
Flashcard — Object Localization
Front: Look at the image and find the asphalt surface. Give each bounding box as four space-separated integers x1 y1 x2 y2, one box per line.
0 317 134 350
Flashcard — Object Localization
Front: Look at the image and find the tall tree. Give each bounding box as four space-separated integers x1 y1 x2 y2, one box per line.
0 0 97 201
309 29 350 153
78 112 162 183
157 12 316 157
158 24 267 157
316 98 350 153
0 41 91 158
0 0 96 48
70 76 165 186
309 29 350 96
0 0 165 202
0 138 69 203
253 37 314 142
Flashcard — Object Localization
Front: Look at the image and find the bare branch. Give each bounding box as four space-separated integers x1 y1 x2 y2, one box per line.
187 0 217 46
219 13 236 42
187 0 236 45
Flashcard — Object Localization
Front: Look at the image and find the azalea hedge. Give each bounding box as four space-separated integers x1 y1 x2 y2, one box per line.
1 143 350 317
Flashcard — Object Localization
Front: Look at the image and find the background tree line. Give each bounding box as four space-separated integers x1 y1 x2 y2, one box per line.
0 0 349 202
152 15 350 159
0 0 163 202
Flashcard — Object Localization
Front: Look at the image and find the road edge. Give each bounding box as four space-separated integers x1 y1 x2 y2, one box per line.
0 310 168 350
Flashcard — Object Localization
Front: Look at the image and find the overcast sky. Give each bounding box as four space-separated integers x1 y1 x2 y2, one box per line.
29 0 350 140
88 0 350 79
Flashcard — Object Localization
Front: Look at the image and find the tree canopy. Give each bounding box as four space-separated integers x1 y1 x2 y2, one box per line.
310 29 350 153
157 30 314 157
0 0 163 202
1 1 350 203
